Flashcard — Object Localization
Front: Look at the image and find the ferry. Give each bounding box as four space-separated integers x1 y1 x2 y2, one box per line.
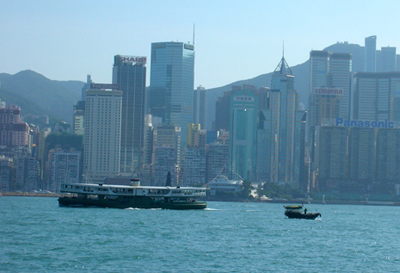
58 179 207 210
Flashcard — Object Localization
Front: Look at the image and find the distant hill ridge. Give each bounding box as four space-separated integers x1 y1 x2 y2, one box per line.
0 70 83 123
0 42 364 129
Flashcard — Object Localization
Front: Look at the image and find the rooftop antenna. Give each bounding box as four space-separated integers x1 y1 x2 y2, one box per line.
193 23 195 45
282 40 285 58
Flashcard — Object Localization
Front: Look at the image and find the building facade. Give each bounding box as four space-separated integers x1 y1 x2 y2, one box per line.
193 86 207 129
84 89 122 182
353 72 400 122
256 56 305 186
206 142 229 183
113 55 147 176
151 125 181 185
181 146 206 186
149 42 195 152
0 104 29 146
229 89 258 180
380 46 396 72
364 35 377 72
51 150 80 192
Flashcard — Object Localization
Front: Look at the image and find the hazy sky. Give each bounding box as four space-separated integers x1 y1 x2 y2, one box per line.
2 0 400 89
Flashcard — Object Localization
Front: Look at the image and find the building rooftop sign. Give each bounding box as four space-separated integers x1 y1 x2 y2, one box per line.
314 88 343 95
114 55 147 65
90 83 119 90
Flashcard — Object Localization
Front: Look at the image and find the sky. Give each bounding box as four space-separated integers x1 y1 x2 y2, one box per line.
2 0 400 89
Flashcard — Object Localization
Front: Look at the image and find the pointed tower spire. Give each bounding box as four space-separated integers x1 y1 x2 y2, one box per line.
274 44 292 75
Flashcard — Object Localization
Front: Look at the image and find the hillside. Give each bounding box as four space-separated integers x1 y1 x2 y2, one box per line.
0 70 83 122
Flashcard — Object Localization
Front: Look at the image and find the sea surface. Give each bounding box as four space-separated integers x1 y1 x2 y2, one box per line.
1 197 400 273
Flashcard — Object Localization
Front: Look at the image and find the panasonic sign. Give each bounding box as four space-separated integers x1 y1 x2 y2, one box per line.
336 118 394 128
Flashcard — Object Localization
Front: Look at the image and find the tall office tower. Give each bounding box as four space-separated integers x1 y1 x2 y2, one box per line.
206 142 229 183
257 56 305 185
380 46 397 72
353 72 400 121
364 36 377 72
348 127 375 181
151 125 181 185
193 86 207 129
376 128 400 181
149 42 195 153
51 150 80 192
81 75 92 101
308 51 352 122
113 55 147 176
214 85 267 132
308 51 352 167
214 90 234 131
314 126 349 190
330 53 352 119
0 104 29 146
229 89 258 180
84 89 122 182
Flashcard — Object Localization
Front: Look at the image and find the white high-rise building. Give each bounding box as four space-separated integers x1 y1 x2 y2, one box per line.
84 89 122 182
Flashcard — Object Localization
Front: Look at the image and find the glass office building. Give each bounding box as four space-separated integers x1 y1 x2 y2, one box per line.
113 55 147 176
149 42 195 153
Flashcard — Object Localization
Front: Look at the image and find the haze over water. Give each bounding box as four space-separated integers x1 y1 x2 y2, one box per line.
1 197 399 272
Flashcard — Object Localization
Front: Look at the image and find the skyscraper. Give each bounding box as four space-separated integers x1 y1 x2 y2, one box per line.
193 86 207 129
380 46 396 72
353 72 400 121
113 55 147 176
256 56 305 185
84 89 122 182
229 89 258 180
149 42 195 152
364 35 377 72
308 50 352 168
330 53 352 120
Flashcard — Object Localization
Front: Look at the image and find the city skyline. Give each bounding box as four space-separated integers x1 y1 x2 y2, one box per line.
2 1 400 89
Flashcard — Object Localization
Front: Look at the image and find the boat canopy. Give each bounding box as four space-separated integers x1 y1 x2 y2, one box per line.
283 205 303 210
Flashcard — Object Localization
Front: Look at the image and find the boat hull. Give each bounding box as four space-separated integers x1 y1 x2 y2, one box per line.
284 211 321 220
58 196 207 210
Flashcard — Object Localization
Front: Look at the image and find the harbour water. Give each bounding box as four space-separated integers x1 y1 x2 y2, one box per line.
1 196 400 272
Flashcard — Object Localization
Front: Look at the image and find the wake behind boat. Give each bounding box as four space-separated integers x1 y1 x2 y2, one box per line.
58 179 207 210
284 205 321 220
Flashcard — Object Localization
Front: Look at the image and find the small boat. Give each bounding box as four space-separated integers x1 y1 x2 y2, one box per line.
284 205 321 220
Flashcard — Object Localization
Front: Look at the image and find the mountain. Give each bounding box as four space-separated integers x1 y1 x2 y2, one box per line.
0 70 83 123
205 42 364 129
